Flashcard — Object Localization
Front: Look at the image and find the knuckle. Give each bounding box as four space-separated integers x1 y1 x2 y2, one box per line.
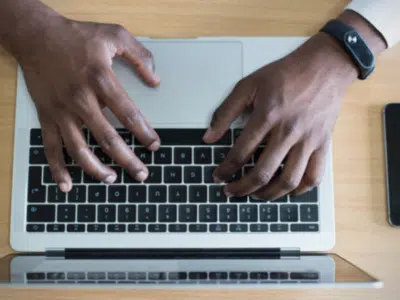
303 172 321 188
111 24 128 39
252 169 272 185
280 175 300 191
89 67 110 89
282 118 301 137
121 108 142 128
98 132 121 152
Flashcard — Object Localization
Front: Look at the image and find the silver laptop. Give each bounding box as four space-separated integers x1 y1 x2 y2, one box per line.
5 36 380 288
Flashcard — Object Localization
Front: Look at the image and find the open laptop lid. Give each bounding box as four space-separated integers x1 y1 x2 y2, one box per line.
0 253 382 289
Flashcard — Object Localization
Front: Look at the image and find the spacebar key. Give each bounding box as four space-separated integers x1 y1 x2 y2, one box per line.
156 129 232 145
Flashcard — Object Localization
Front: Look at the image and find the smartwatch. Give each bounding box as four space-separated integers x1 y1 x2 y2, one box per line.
320 19 375 80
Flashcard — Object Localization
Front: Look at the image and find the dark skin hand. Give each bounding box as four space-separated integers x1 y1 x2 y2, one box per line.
204 10 386 201
0 0 161 192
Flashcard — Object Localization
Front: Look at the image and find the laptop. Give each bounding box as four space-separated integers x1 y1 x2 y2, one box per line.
4 36 381 288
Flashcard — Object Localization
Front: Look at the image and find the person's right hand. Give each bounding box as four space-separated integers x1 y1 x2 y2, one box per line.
17 16 161 192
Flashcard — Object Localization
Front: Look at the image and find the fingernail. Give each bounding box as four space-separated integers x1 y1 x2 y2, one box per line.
203 128 213 141
224 190 233 198
136 170 148 182
153 72 161 83
250 194 261 200
104 174 117 184
59 183 69 193
213 175 222 184
148 140 160 151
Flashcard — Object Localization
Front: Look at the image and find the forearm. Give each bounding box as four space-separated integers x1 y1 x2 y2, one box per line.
0 0 63 61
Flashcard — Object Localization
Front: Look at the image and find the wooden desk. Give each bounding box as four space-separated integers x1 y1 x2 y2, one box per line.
0 0 399 299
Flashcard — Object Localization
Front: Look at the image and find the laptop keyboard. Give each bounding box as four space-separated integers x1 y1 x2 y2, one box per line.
26 128 319 233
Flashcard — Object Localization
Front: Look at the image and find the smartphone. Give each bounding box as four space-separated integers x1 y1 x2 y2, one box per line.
383 103 400 226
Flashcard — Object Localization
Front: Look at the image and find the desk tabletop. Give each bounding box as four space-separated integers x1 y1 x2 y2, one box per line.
0 0 399 299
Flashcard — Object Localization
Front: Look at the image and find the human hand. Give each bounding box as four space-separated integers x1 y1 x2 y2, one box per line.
18 17 160 192
203 33 358 200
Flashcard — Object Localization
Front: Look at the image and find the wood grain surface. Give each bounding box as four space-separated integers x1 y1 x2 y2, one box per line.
0 0 399 299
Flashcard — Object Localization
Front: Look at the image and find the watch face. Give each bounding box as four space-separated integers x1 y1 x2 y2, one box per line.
344 31 375 69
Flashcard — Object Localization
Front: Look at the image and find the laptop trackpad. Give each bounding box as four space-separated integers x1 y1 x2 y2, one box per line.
111 41 243 127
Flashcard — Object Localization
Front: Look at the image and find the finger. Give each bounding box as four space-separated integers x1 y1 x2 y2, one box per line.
40 120 71 192
213 110 274 183
203 78 253 144
292 142 328 195
59 116 117 184
113 26 160 86
223 126 296 197
90 67 160 151
82 102 149 182
251 142 312 201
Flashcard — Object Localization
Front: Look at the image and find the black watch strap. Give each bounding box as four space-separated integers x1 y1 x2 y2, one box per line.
320 19 375 80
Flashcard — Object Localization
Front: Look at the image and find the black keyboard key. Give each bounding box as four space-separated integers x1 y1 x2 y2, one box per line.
118 205 136 222
26 224 45 232
117 130 133 145
87 272 106 280
29 147 47 164
87 224 106 232
28 167 46 203
174 147 192 164
229 272 248 280
128 185 147 203
30 129 43 145
213 147 230 164
169 185 187 203
43 166 55 184
128 272 146 280
253 147 264 163
148 272 167 280
67 166 82 183
199 205 217 222
300 205 318 222
134 148 152 164
148 224 167 232
290 272 319 280
249 272 269 280
158 205 177 222
280 205 298 222
47 224 65 232
164 166 182 183
179 205 197 222
124 170 140 183
47 272 66 280
189 185 207 203
27 205 55 222
154 148 172 164
204 166 216 183
98 205 116 222
94 147 112 164
189 224 207 232
108 224 126 232
209 224 228 232
194 147 212 164
250 224 268 232
138 205 156 222
128 224 146 232
145 166 162 184
169 224 187 232
188 272 207 280
108 185 127 203
290 188 318 203
270 224 289 232
149 185 167 203
57 205 75 222
88 186 106 203
270 272 288 280
291 224 319 232
260 205 278 222
239 205 257 222
88 133 97 145
230 224 248 232
47 186 66 203
68 185 86 203
78 205 96 222
184 167 202 183
67 224 85 232
230 196 248 203
209 272 228 280
83 172 102 184
219 205 237 222
157 129 231 146
273 196 288 203
110 166 122 183
63 148 73 165
169 272 188 280
209 185 227 203
27 272 45 280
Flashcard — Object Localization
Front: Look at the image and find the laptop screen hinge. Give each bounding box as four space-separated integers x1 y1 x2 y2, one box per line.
45 248 301 259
